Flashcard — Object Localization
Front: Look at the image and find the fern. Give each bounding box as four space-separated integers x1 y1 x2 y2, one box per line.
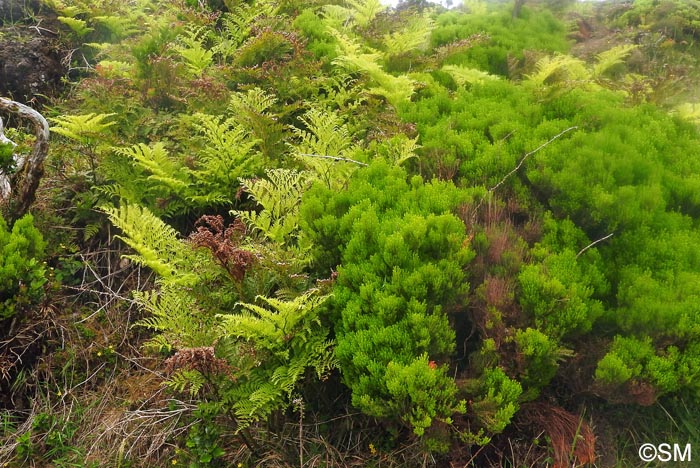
217 291 335 429
118 142 190 194
213 2 277 61
330 30 415 106
93 15 138 39
57 16 94 37
233 169 310 244
383 15 434 57
103 204 197 284
675 102 700 124
50 113 116 144
187 112 261 204
442 65 500 86
172 26 214 76
593 44 637 78
346 0 385 28
527 53 591 86
134 285 217 349
385 135 420 167
168 369 207 397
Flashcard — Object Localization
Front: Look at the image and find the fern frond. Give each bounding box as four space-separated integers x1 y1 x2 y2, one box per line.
103 204 197 284
346 0 385 27
593 44 637 77
228 87 277 116
331 30 415 106
118 142 190 193
322 5 354 30
57 16 93 37
172 25 214 76
674 102 700 125
168 369 206 397
383 15 434 57
189 113 261 196
527 54 590 86
134 285 215 348
385 135 420 166
233 169 310 243
442 65 499 86
291 108 356 157
49 113 116 143
93 15 139 39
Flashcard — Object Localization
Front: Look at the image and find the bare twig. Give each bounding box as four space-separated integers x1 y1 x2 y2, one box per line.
576 232 614 258
296 153 368 167
489 126 578 193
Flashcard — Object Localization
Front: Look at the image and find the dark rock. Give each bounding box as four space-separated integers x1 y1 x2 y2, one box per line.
0 0 65 102
0 0 42 23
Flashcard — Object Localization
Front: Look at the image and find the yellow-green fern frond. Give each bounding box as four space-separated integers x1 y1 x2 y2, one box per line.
93 15 139 39
57 16 93 37
322 4 354 30
233 169 310 244
134 285 215 349
383 15 434 57
291 108 357 158
442 65 499 86
50 113 116 144
289 108 362 188
118 142 189 193
228 87 277 116
593 44 637 78
172 25 213 76
346 0 385 27
674 102 700 125
386 135 420 166
103 204 196 284
527 54 590 86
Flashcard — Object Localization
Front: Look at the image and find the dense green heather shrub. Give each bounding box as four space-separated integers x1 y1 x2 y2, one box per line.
431 6 569 76
301 160 474 438
0 214 46 320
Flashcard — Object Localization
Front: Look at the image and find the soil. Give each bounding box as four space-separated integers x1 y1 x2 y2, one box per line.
0 0 65 104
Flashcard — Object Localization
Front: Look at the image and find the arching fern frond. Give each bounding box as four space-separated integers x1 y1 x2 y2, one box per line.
172 25 213 76
289 108 362 188
593 44 637 78
216 290 335 428
49 113 116 144
442 65 500 86
330 29 415 106
118 142 190 194
346 0 385 27
527 53 590 86
233 169 310 244
228 87 277 116
103 204 197 284
134 285 215 349
383 14 434 58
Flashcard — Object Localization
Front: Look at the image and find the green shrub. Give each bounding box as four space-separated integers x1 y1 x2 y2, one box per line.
0 214 47 320
301 160 474 438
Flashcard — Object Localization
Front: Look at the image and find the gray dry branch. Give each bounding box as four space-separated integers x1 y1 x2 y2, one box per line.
0 97 50 221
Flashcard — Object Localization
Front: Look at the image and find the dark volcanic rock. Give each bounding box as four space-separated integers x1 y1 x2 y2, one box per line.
0 0 42 23
0 0 64 102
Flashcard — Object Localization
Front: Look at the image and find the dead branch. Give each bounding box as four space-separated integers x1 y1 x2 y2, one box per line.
577 232 614 258
0 97 50 221
489 126 578 193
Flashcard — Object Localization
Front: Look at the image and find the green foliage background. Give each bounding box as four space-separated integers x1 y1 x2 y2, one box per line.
4 0 700 465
